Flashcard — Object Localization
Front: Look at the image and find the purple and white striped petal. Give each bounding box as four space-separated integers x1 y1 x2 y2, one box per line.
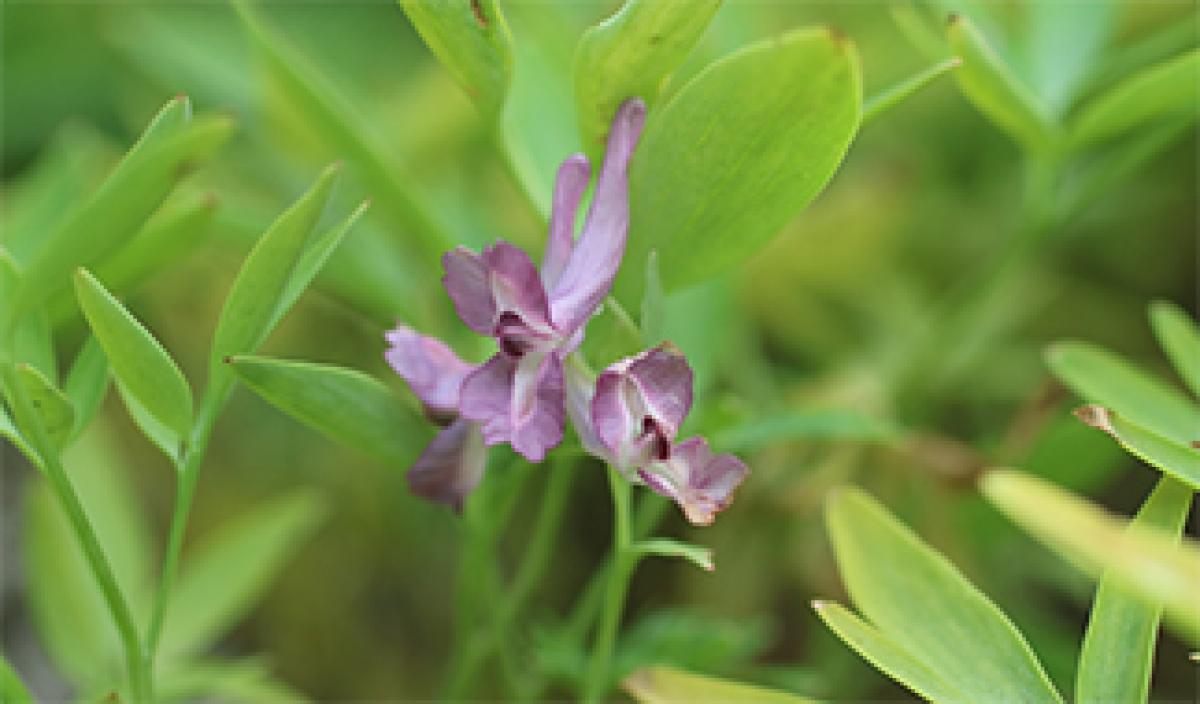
549 99 647 335
458 351 565 462
638 436 748 526
541 154 592 289
384 325 474 417
406 418 487 512
442 241 553 340
592 343 693 472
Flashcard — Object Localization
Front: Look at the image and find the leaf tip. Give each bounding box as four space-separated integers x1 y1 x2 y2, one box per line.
1073 404 1116 435
811 599 831 611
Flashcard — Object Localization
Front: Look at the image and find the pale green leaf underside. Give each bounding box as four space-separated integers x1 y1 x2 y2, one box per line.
1076 405 1200 489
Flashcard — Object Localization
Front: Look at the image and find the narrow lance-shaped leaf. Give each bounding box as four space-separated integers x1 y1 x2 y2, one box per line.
1073 405 1200 490
1149 300 1200 399
63 336 109 442
398 0 513 119
228 356 428 466
75 268 193 440
209 164 339 388
631 538 713 572
946 14 1055 151
574 0 722 156
1071 49 1200 149
13 364 74 452
982 470 1200 645
863 57 961 124
623 666 811 704
619 27 862 301
1047 341 1200 447
1076 476 1193 704
826 487 1063 702
813 601 967 703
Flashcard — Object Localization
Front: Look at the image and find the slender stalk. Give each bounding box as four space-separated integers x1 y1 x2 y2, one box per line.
2 365 151 701
582 466 635 703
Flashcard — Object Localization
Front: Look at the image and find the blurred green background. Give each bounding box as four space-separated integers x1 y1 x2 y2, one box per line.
2 1 1196 701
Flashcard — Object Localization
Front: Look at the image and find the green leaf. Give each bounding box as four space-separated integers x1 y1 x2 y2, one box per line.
826 487 1063 703
713 409 901 453
158 491 323 658
14 98 233 315
574 0 722 155
946 14 1055 151
863 57 961 124
63 336 109 442
1047 341 1200 447
981 470 1199 645
1071 49 1200 149
812 601 966 703
613 610 769 686
398 0 513 119
640 251 665 346
632 538 714 572
1020 0 1116 117
623 666 812 703
0 657 33 704
74 268 193 440
9 309 57 383
158 658 310 703
228 356 427 466
1149 300 1200 399
14 364 74 451
1076 476 1193 704
269 199 371 332
209 164 339 385
1073 405 1200 490
114 379 182 465
619 28 861 298
0 402 36 464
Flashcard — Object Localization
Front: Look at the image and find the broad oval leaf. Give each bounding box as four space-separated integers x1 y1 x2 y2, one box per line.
619 27 861 299
74 268 193 439
947 14 1055 151
1071 49 1200 149
1047 341 1200 447
399 0 514 119
981 470 1200 645
1076 476 1192 704
623 666 810 703
228 356 427 466
1074 405 1200 489
826 487 1063 703
209 164 339 386
14 364 74 452
1149 300 1200 399
574 0 722 156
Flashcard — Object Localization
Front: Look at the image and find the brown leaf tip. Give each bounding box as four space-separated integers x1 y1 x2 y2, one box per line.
1190 440 1200 450
1073 404 1116 435
470 0 488 28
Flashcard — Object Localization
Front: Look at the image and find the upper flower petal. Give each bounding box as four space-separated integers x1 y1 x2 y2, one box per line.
458 351 565 462
384 325 474 416
442 247 495 335
638 436 748 526
443 242 552 338
592 343 693 472
406 418 488 511
541 154 592 290
549 98 647 334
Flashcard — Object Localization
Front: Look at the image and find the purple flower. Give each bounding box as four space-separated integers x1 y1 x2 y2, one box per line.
385 325 486 511
580 344 749 526
443 98 646 462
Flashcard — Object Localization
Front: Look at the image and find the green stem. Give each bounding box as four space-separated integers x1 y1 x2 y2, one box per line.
2 364 151 701
583 466 635 703
143 384 228 671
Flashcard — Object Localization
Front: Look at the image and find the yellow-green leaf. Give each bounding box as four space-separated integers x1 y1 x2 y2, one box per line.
14 364 74 451
1073 405 1199 489
1071 49 1200 149
1149 300 1200 399
623 666 812 703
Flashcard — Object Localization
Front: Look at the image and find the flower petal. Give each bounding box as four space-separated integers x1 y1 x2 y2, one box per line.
565 358 610 460
591 343 693 471
384 325 474 416
442 247 495 334
549 98 647 334
406 418 487 511
458 351 565 462
542 154 592 289
483 241 552 331
639 436 748 526
625 343 693 438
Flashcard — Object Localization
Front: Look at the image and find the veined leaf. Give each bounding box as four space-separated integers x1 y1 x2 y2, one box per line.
63 336 109 442
14 364 74 451
1076 476 1193 704
574 0 722 156
1149 300 1200 399
1071 49 1200 149
398 0 513 119
75 268 193 440
623 666 811 703
812 601 966 703
209 164 339 386
1047 341 1200 447
619 28 861 299
947 14 1055 151
981 470 1200 644
1074 405 1200 489
0 657 33 704
863 57 961 124
826 487 1063 702
158 491 323 658
228 356 427 466
631 538 714 572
